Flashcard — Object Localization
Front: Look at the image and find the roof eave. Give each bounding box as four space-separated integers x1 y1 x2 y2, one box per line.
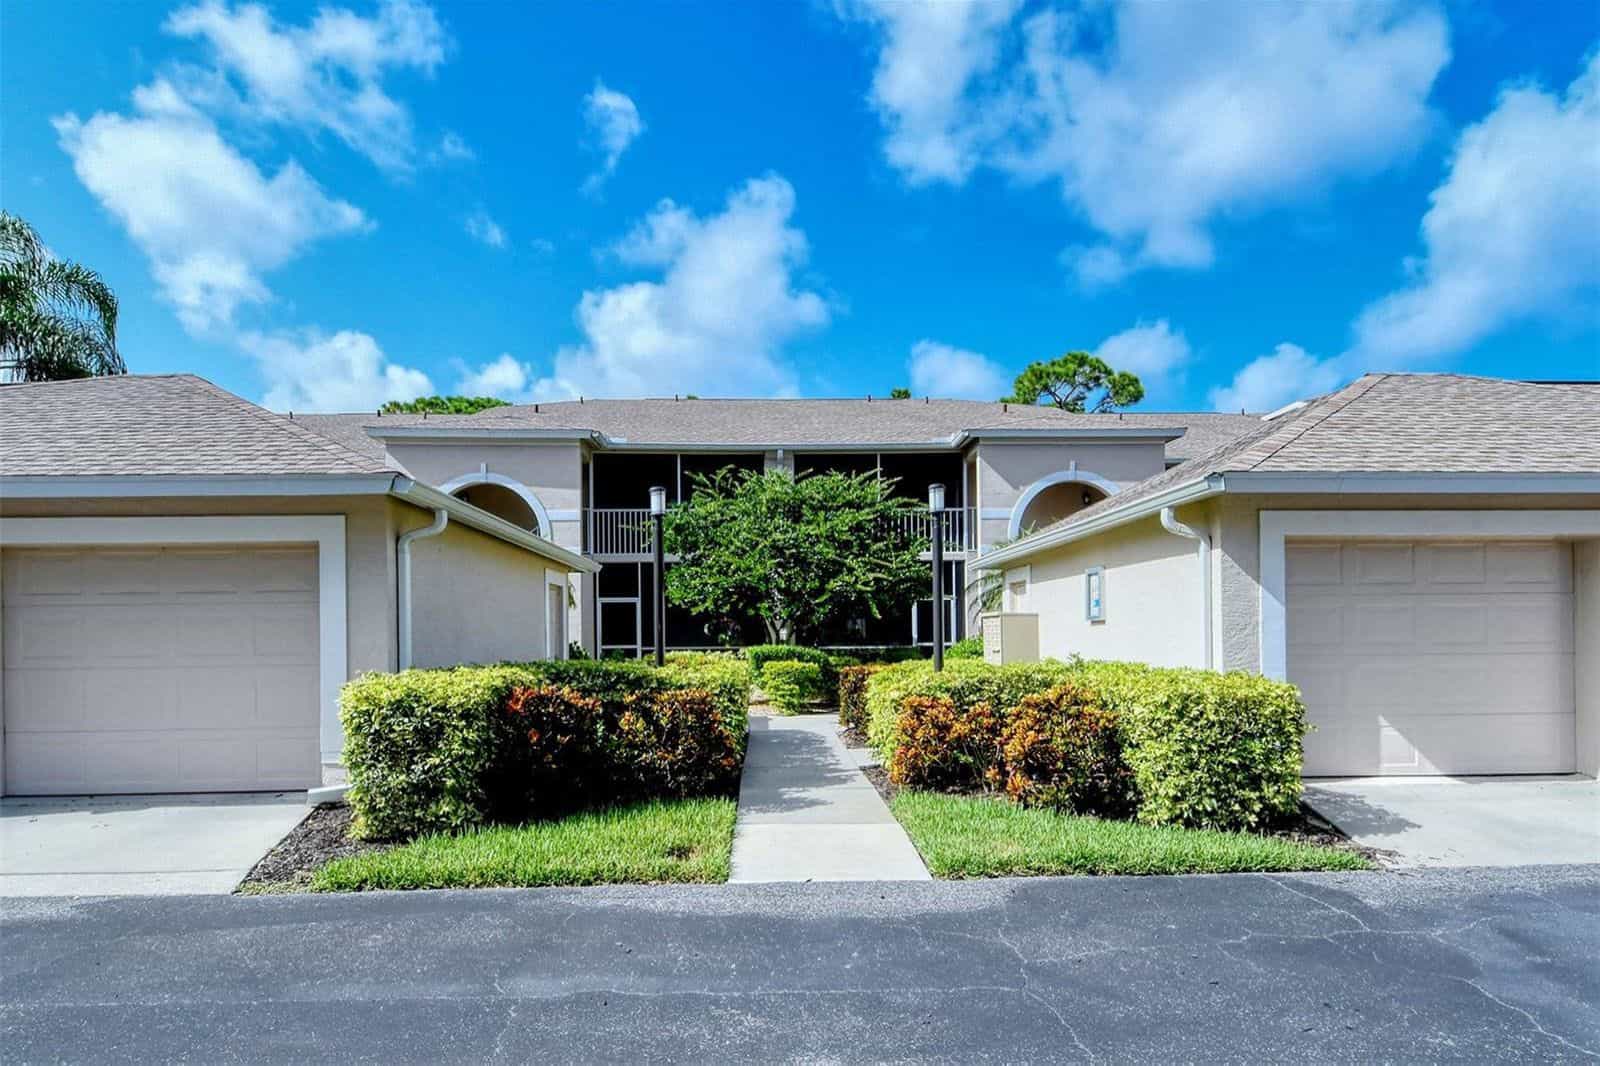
0 473 397 498
973 474 1227 570
1222 471 1600 494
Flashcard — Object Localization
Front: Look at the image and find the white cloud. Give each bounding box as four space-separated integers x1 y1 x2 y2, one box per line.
529 237 556 256
1092 320 1191 401
907 340 1009 400
1209 52 1600 411
54 81 369 332
581 81 644 194
1349 51 1600 363
163 0 449 173
531 174 828 398
464 209 507 249
849 1 1449 283
243 327 432 412
1206 343 1345 414
455 352 531 398
846 0 1021 184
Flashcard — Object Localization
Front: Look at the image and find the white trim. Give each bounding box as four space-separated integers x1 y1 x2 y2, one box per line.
1228 472 1600 494
0 515 350 765
1258 509 1600 680
978 507 1012 520
0 474 395 499
544 568 569 660
1008 467 1123 540
437 469 552 538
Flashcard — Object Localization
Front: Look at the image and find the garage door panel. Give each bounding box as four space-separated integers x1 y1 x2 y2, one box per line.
3 546 320 795
1288 538 1575 777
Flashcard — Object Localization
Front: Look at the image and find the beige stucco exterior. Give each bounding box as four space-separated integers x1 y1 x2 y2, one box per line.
1009 506 1207 669
973 440 1168 550
1575 540 1600 778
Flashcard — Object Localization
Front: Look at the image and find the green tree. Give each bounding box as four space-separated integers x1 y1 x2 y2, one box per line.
380 395 511 414
889 387 912 399
663 468 929 645
0 211 125 383
1004 352 1143 412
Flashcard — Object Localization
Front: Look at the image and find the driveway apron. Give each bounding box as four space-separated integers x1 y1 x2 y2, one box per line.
729 714 929 882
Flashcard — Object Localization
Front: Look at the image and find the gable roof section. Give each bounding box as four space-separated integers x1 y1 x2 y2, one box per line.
977 373 1600 569
0 374 393 479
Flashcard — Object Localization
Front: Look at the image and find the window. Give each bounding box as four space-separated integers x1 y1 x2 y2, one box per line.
1085 566 1106 622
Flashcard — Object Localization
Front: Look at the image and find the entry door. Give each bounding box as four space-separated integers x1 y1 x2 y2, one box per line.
1287 539 1575 776
597 597 641 658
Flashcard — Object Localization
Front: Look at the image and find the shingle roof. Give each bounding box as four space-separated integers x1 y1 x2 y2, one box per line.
996 373 1600 553
0 374 395 478
300 400 1263 460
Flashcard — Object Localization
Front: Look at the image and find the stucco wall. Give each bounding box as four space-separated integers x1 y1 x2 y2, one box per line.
398 498 565 668
974 440 1168 548
383 441 585 550
1016 509 1204 667
1575 539 1600 778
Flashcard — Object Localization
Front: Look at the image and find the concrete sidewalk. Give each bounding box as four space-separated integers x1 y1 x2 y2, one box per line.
729 714 929 882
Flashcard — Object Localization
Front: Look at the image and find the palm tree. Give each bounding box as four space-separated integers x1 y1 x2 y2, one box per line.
0 211 125 383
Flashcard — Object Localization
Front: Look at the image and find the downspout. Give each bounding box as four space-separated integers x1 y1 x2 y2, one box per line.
1159 506 1213 670
397 509 448 669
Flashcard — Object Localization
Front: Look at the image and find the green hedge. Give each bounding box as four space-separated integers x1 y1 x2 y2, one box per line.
864 659 1075 762
1075 662 1307 831
761 660 829 714
862 658 1308 832
836 664 882 734
341 657 752 840
946 635 984 659
744 644 841 700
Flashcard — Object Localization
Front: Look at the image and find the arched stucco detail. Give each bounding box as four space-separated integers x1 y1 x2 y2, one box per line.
1008 467 1121 539
438 468 552 538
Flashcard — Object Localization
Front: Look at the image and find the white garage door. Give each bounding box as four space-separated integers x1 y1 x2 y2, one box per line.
2 546 321 795
1288 539 1575 776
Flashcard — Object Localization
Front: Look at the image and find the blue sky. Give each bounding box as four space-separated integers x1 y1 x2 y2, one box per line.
5 0 1597 412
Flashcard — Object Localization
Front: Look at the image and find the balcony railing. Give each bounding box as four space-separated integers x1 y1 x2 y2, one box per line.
588 508 655 556
585 505 976 556
889 507 975 553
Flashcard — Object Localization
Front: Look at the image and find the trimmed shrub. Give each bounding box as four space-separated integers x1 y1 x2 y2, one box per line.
864 658 1075 763
342 657 753 841
946 635 983 659
744 644 835 676
1001 682 1136 818
616 688 743 796
888 695 1003 791
761 660 828 714
836 664 882 734
1079 662 1307 831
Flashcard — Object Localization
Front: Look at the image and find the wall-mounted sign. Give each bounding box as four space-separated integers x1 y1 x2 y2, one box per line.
1085 566 1105 623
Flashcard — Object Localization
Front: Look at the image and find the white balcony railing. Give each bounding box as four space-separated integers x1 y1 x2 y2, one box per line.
888 506 975 553
585 505 975 556
587 508 654 556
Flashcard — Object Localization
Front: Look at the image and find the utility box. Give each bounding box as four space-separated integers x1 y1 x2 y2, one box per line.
981 613 1039 665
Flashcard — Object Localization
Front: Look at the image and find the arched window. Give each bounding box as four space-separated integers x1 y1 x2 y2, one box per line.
437 471 552 538
1008 469 1120 539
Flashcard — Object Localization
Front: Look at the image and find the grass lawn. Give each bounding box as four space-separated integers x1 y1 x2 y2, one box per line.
311 797 737 891
891 791 1372 878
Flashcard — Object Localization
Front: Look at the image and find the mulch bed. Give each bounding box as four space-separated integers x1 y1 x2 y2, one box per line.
860 765 1389 866
238 804 390 894
838 722 870 749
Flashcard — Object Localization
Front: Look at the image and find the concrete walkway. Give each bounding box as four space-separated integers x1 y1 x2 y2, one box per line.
729 714 929 882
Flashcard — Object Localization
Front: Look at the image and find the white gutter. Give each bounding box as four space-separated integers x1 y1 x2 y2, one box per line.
1159 506 1213 671
366 425 1185 452
974 474 1227 570
396 508 448 670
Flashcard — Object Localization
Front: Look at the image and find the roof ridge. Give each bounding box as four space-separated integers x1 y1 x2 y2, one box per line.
185 377 391 474
1233 374 1387 472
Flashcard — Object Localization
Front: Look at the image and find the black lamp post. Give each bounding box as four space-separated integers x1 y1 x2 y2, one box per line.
929 482 945 672
649 485 666 667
